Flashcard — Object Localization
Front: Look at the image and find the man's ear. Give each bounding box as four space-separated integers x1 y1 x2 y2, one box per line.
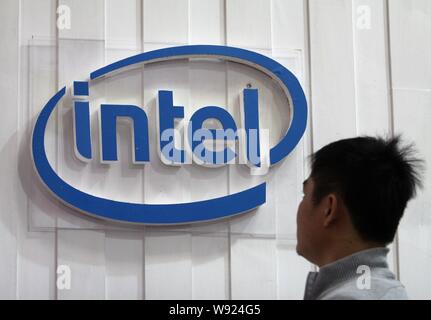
323 193 338 227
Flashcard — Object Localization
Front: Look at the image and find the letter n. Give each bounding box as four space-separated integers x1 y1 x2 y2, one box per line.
100 104 149 164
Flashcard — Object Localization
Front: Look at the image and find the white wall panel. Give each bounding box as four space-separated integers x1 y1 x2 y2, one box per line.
57 230 106 299
105 231 144 299
226 0 272 49
58 0 104 40
352 0 391 136
145 233 192 299
15 1 58 299
17 231 55 299
190 0 225 45
309 0 357 151
143 0 189 44
106 0 142 49
389 0 431 90
276 244 310 299
231 237 277 299
20 0 56 46
192 235 229 299
272 0 305 50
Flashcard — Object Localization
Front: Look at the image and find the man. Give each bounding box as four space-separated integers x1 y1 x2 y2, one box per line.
297 136 423 300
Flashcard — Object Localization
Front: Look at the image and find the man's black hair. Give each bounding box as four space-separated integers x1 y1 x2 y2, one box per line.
310 135 424 245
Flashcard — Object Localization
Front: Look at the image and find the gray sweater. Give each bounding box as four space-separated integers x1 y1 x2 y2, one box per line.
303 247 408 300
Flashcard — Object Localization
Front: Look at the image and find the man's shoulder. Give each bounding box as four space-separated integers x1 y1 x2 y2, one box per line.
378 285 408 300
318 276 408 300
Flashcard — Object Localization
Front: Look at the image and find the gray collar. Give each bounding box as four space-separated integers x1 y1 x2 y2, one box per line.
304 247 390 300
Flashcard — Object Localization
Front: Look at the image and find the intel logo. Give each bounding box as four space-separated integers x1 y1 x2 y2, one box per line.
31 45 307 225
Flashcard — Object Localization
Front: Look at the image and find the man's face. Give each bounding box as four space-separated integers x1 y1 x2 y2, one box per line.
296 177 325 264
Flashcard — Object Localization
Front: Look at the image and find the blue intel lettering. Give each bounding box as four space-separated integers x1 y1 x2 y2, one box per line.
73 81 262 167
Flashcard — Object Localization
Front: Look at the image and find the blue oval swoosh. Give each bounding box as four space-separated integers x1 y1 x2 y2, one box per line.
32 45 307 224
32 87 266 224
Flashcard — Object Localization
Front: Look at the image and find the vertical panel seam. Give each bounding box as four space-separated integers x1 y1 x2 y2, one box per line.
223 0 233 301
54 0 60 301
102 0 108 300
269 0 279 300
304 0 315 158
383 0 400 281
351 0 360 136
15 0 23 300
305 0 317 274
140 0 146 300
142 227 146 300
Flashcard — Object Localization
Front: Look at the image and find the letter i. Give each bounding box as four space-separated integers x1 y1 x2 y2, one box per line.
73 81 92 162
241 88 261 167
